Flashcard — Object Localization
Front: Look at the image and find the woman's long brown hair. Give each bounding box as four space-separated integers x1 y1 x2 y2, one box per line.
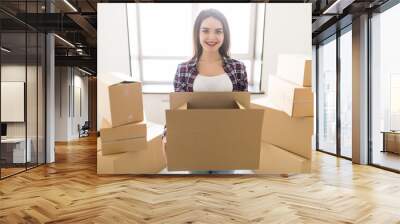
192 9 231 60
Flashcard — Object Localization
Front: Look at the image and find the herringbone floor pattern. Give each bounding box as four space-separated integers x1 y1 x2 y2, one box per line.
1 136 400 223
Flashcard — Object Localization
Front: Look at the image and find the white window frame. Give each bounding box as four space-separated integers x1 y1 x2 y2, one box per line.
390 73 400 130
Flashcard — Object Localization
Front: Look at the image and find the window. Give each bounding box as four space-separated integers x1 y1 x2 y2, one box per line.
317 36 337 155
316 25 353 159
0 1 46 179
127 3 262 87
370 2 400 171
139 4 192 57
390 74 400 130
339 28 352 158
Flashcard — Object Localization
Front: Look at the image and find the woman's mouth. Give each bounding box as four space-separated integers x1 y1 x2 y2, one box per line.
205 41 218 47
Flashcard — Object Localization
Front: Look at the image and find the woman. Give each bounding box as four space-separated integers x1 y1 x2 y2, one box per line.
173 9 248 174
174 8 248 92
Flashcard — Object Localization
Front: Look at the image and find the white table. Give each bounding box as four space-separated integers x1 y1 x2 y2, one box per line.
1 138 32 163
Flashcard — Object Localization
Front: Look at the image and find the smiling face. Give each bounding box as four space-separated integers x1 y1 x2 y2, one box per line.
199 17 224 53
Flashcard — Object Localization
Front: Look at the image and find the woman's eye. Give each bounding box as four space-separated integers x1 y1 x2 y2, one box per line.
202 30 209 33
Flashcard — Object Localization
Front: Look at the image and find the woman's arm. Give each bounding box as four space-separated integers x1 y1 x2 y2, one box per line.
239 62 248 92
173 64 185 92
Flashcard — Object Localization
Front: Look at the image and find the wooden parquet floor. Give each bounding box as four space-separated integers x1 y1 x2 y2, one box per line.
1 136 400 223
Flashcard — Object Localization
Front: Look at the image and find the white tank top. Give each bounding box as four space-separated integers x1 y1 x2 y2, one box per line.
193 73 233 92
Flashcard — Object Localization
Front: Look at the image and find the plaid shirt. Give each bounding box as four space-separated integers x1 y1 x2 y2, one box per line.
173 57 248 92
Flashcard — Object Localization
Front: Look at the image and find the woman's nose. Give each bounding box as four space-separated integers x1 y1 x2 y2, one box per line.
207 33 217 40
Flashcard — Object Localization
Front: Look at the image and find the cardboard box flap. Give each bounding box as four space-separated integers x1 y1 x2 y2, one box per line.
169 92 250 110
101 118 112 129
176 100 246 110
293 88 314 103
235 101 245 109
177 103 188 110
110 81 141 86
304 60 312 87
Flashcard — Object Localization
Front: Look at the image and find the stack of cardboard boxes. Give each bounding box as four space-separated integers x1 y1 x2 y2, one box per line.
97 81 166 174
252 55 314 174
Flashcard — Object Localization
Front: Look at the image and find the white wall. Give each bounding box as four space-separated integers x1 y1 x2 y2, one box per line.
55 67 89 141
72 74 89 138
1 63 46 163
261 3 312 92
1 65 36 137
97 3 135 128
77 74 89 124
1 80 24 123
98 3 131 77
55 67 68 141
